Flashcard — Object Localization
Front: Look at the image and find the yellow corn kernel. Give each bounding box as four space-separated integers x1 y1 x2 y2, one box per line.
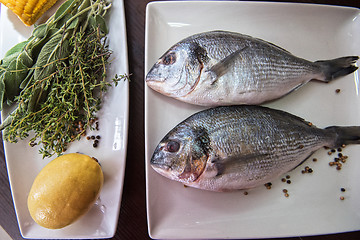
1 0 59 26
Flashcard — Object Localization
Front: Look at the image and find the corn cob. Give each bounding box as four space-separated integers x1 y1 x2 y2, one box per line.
0 0 59 26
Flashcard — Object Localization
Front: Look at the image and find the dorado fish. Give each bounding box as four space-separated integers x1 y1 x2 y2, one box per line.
150 105 360 192
146 31 358 106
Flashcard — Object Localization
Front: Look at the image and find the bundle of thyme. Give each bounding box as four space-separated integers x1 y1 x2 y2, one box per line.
0 0 127 158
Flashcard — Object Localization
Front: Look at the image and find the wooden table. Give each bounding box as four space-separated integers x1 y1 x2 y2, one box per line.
0 0 359 239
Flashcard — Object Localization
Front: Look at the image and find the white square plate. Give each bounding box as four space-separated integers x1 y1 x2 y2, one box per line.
145 1 360 239
0 0 129 238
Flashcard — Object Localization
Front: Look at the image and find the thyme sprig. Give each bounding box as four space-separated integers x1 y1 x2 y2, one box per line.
0 0 128 158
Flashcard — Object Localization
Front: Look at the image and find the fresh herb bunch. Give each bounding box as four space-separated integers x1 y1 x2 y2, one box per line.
0 0 127 158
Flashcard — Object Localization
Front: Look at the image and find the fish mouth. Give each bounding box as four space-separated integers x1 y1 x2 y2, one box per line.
150 161 179 181
145 76 167 94
145 73 165 84
150 160 170 170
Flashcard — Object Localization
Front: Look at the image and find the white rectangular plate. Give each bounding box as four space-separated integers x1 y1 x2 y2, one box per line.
0 0 129 238
145 1 360 239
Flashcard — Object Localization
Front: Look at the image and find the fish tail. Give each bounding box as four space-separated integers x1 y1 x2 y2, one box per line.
315 56 358 82
325 126 360 147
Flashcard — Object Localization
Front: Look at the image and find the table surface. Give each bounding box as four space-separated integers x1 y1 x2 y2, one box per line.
0 0 360 239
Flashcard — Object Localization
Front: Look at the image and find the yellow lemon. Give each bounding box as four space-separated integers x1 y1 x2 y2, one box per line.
27 153 104 229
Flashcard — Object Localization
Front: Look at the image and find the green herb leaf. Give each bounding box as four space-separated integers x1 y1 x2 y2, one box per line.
3 40 29 58
34 34 68 81
0 0 124 158
3 57 30 102
95 15 108 34
66 17 79 31
54 0 77 23
0 76 5 111
32 24 48 39
1 40 30 67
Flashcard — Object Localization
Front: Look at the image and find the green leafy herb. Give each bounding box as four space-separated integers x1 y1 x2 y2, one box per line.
0 0 128 158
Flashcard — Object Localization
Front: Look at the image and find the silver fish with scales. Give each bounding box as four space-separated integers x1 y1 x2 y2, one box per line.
146 31 358 106
150 106 360 192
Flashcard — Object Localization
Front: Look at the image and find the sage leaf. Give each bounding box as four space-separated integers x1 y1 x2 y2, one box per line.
19 69 34 89
32 24 48 39
1 40 29 67
66 17 79 31
18 50 33 67
55 13 72 29
27 27 60 60
4 40 29 58
27 84 46 113
0 76 5 111
3 56 30 102
54 0 77 23
95 15 108 34
34 34 69 81
89 15 108 34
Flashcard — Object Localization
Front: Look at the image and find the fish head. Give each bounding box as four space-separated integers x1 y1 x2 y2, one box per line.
150 124 211 185
146 42 207 98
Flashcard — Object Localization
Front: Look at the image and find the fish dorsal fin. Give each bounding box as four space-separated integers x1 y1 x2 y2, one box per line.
208 46 248 85
253 37 292 54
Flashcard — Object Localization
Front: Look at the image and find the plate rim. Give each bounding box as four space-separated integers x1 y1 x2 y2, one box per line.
0 0 129 238
144 1 360 239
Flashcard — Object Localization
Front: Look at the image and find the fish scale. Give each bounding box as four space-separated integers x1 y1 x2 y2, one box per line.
146 30 358 106
150 105 360 192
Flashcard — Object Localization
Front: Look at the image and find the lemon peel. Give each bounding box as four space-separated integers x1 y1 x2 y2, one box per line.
27 153 103 229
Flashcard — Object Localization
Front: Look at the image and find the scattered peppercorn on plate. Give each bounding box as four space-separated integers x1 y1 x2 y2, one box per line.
145 2 360 239
0 0 129 238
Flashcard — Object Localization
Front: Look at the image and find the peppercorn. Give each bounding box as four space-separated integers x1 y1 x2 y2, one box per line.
286 180 291 184
341 188 346 192
340 196 345 200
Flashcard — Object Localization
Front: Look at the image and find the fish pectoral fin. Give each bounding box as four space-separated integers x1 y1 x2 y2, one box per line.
210 155 247 177
210 152 271 177
208 46 248 85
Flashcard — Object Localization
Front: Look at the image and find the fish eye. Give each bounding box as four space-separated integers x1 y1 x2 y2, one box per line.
165 140 180 153
162 52 176 65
